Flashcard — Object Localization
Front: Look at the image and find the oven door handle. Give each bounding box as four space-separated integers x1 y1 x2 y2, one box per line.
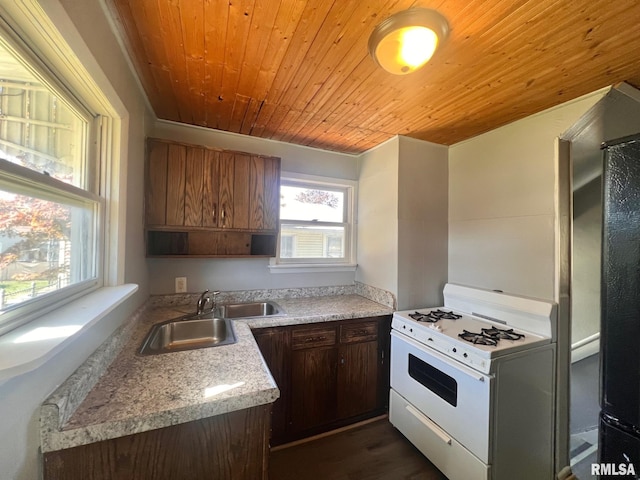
391 330 489 382
405 403 452 445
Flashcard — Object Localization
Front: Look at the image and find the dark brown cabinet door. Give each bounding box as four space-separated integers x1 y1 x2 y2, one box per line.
252 315 391 445
43 406 270 480
290 346 338 432
253 327 289 444
337 340 379 419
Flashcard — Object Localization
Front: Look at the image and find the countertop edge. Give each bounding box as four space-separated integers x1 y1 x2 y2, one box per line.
40 293 394 453
42 387 279 453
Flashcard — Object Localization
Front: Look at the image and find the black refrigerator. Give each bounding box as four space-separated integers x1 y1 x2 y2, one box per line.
600 133 640 477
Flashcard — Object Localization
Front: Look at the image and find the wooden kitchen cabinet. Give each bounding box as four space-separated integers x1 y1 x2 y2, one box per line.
145 138 280 257
252 315 391 446
290 324 339 432
43 405 271 480
252 327 290 444
337 321 380 419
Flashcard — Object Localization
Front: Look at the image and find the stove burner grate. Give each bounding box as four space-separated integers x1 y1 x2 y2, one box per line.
481 327 525 341
408 309 462 323
458 330 499 346
459 326 526 346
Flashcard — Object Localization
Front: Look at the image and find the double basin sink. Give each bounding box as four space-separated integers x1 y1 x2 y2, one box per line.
139 301 284 355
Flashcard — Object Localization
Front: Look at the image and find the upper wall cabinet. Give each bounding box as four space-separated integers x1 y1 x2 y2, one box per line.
145 138 280 257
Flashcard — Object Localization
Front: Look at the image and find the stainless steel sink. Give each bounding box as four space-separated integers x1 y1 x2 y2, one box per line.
139 315 236 355
215 301 285 319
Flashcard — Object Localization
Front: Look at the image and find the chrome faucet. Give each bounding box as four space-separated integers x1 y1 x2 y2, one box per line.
211 290 221 312
196 290 211 315
196 289 221 315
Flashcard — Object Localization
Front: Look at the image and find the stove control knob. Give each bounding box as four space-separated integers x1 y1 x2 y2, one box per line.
452 348 457 353
409 328 413 333
463 353 468 358
402 325 406 329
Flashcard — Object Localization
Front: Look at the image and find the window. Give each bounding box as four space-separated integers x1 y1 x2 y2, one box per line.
0 25 102 335
275 173 356 268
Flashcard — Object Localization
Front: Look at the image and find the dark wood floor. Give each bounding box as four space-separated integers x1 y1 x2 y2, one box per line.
269 418 447 480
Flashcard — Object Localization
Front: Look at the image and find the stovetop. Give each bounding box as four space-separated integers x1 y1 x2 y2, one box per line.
392 306 551 373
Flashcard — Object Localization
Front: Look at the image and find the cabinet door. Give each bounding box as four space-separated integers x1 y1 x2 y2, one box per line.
146 140 168 225
263 156 280 231
337 341 379 419
165 143 187 226
184 147 205 226
202 149 221 228
253 328 289 444
290 346 338 433
249 155 280 231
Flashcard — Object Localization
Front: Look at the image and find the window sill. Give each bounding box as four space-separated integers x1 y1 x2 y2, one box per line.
268 262 358 274
0 284 138 384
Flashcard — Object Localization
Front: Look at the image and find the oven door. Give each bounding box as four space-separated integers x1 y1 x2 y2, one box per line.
390 330 493 463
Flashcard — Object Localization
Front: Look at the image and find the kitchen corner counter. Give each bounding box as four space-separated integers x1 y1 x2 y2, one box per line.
40 293 393 453
40 308 278 453
244 294 394 328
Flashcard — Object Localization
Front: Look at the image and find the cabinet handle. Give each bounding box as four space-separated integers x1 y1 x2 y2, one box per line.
405 404 452 445
304 335 326 343
221 207 226 227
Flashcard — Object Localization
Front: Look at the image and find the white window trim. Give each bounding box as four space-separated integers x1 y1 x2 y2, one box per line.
0 0 135 381
269 172 358 273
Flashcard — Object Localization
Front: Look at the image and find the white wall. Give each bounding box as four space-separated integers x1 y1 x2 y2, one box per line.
148 120 360 294
572 177 602 344
0 1 150 478
356 136 448 308
397 136 448 308
448 92 606 300
356 137 399 296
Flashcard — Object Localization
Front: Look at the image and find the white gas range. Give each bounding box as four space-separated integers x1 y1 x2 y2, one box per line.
389 284 557 480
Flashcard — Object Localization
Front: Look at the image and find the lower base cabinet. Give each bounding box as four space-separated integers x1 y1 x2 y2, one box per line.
253 315 392 446
43 405 271 480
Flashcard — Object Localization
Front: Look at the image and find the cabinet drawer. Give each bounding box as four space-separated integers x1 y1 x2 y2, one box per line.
291 326 337 350
340 321 378 344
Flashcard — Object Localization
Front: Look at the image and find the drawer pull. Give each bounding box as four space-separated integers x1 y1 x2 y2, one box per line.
305 336 326 343
405 404 452 445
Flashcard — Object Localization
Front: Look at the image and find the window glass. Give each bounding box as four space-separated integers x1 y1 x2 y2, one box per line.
0 42 87 188
0 30 100 333
280 224 345 259
0 190 96 309
277 176 354 265
280 185 344 222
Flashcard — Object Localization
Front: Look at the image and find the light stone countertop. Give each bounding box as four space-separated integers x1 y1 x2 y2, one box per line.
40 293 393 453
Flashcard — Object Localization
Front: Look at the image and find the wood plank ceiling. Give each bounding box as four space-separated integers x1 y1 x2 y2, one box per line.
106 0 640 154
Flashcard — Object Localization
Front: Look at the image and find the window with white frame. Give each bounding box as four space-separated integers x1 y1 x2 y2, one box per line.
276 173 356 266
0 26 102 335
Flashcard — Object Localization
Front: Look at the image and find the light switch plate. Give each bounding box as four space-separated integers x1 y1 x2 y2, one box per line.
175 277 187 293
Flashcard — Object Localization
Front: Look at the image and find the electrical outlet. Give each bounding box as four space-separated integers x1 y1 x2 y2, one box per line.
175 277 187 293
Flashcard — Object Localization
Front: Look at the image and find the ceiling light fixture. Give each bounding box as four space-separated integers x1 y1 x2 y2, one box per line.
368 8 449 75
